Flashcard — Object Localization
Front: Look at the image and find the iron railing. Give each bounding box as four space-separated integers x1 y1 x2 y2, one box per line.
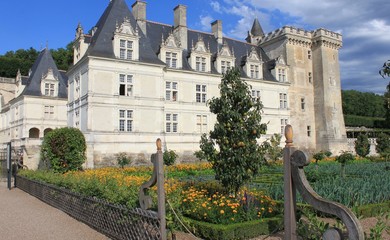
16 175 161 240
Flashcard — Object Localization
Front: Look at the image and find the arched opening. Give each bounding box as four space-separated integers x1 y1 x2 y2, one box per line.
44 128 53 136
29 128 40 138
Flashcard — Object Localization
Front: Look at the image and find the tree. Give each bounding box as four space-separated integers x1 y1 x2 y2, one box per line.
199 68 267 194
380 60 390 128
354 134 370 157
376 133 390 161
264 133 283 162
41 127 86 173
335 151 354 178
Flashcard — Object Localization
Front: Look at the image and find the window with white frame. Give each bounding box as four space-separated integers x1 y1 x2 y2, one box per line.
45 83 55 96
119 74 133 96
166 82 178 101
196 57 206 72
252 90 261 102
44 106 54 118
196 115 207 133
196 84 207 103
307 125 311 137
166 52 178 68
166 113 178 133
250 65 260 79
119 39 133 60
278 69 287 82
279 93 288 109
281 119 288 134
301 98 305 110
119 110 133 132
221 61 231 74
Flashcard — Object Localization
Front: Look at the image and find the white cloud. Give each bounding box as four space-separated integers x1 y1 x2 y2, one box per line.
210 1 221 13
347 19 390 42
199 15 214 32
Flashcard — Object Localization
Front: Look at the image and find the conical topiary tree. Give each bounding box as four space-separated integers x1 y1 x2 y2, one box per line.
199 68 267 194
354 134 370 157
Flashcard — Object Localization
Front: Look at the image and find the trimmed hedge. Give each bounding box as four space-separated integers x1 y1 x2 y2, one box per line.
344 114 386 128
355 201 390 218
184 216 282 240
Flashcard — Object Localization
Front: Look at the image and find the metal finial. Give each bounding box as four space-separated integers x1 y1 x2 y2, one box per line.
156 138 162 151
285 124 293 147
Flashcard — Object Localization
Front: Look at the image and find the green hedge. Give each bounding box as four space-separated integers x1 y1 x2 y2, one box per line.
355 201 390 218
344 114 386 128
184 216 282 240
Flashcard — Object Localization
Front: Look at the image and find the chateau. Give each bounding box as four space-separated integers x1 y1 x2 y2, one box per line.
0 0 347 169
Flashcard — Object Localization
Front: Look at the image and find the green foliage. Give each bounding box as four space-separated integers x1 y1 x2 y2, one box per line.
312 151 326 164
297 209 331 240
163 149 178 166
199 68 267 193
380 60 390 78
355 134 370 157
194 150 206 161
344 114 386 128
342 90 386 118
365 212 390 240
0 44 74 78
115 152 132 168
335 151 355 178
184 216 282 240
41 127 86 173
376 133 390 159
264 134 283 162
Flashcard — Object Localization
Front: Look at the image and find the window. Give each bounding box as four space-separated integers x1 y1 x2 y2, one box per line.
278 69 286 82
74 109 80 128
301 98 305 110
308 72 312 83
196 57 206 72
45 83 55 96
221 61 231 74
119 39 133 60
279 93 288 109
44 106 54 118
252 90 261 102
75 75 80 99
196 84 207 103
281 119 288 134
166 113 178 133
119 110 133 132
307 126 311 137
166 52 178 68
308 50 312 60
196 115 207 133
119 74 133 96
250 65 260 79
166 82 178 101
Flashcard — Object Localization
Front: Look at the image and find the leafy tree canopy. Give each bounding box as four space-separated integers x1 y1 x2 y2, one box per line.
199 68 267 194
342 90 386 118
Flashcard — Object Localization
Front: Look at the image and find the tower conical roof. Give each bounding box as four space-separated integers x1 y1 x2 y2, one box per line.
250 18 265 37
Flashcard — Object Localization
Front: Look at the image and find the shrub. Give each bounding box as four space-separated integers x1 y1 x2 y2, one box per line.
115 152 132 168
376 133 390 160
355 134 370 157
163 149 178 166
312 151 325 164
335 151 354 178
264 134 283 162
41 127 86 173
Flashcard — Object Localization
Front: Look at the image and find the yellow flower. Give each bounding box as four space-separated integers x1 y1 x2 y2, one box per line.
220 210 225 214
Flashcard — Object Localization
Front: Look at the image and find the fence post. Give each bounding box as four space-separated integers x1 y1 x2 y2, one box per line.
283 125 297 239
7 142 12 190
156 139 167 240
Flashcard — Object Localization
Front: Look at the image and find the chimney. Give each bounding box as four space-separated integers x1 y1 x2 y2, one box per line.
132 1 147 35
211 20 223 45
173 5 187 49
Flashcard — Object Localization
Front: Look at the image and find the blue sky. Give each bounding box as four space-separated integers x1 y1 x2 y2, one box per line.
0 0 389 93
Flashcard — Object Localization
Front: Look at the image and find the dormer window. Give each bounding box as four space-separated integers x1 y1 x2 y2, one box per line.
159 33 182 69
113 17 139 61
221 61 232 74
119 40 133 60
272 55 288 82
40 68 59 97
215 42 235 74
244 47 262 79
278 69 287 82
189 36 212 72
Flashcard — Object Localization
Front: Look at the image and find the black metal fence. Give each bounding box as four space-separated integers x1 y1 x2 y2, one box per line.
16 175 161 240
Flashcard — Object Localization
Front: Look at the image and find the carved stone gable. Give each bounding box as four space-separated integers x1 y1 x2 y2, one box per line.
248 47 261 62
192 36 210 53
218 42 233 57
116 17 138 36
42 68 57 81
276 55 286 65
162 33 180 48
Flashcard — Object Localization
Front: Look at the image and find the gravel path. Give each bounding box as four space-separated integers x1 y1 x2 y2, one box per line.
0 180 109 240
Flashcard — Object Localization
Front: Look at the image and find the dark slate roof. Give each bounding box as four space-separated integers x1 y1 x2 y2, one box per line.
85 0 164 65
84 0 276 82
20 48 68 98
250 18 265 37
